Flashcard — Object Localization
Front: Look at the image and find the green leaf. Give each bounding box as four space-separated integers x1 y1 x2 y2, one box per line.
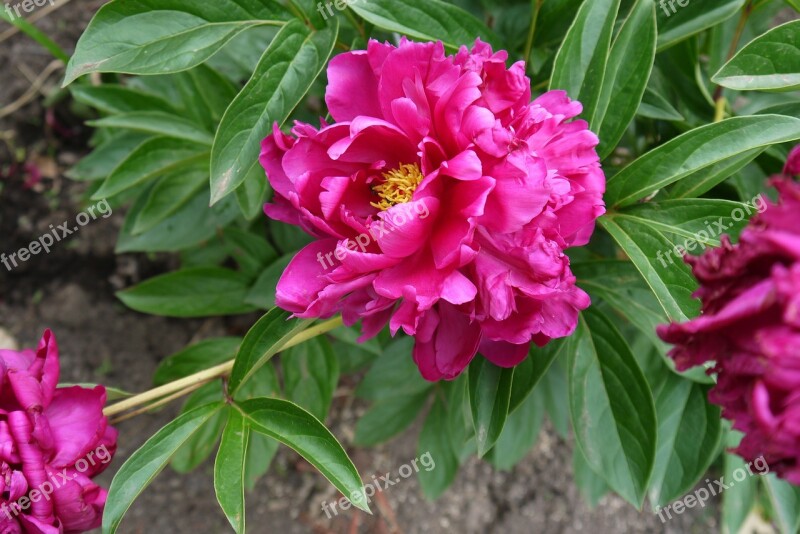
231 365 281 490
236 163 272 220
329 326 382 373
63 0 290 84
154 337 242 386
66 132 151 181
550 0 621 126
132 163 209 234
103 403 224 533
228 308 312 395
656 0 745 51
329 326 382 357
237 398 370 512
92 137 208 200
573 260 711 383
637 87 684 121
764 474 800 534
488 387 544 471
611 199 756 248
271 220 314 253
116 189 239 253
117 267 257 317
574 261 669 349
282 336 339 421
355 391 429 446
70 85 177 115
87 112 213 145
599 216 698 322
445 376 473 459
244 254 294 310
595 0 657 158
666 147 766 199
508 340 565 414
713 21 800 92
349 0 501 51
540 359 570 438
756 102 800 117
244 433 278 491
223 228 277 280
210 20 338 204
356 336 433 401
568 309 657 507
573 445 609 507
601 199 760 321
722 432 758 534
171 383 229 473
418 395 459 499
206 26 280 82
648 377 721 505
215 409 249 534
605 115 800 208
652 39 714 124
175 66 239 130
468 357 514 457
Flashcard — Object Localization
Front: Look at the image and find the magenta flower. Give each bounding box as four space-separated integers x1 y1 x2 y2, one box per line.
784 144 800 177
0 330 117 533
261 39 605 380
658 179 800 483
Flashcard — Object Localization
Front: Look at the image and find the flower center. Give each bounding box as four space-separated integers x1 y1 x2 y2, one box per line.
371 163 423 211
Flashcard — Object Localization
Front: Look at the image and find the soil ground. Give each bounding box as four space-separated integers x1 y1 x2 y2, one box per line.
1 1 720 532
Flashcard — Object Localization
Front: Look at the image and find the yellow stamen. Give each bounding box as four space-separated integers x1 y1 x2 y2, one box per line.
371 163 423 211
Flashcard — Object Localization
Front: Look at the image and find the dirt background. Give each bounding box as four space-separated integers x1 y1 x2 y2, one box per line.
0 1 726 532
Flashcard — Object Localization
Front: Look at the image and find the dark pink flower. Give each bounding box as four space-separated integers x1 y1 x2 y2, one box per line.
261 38 605 380
658 179 800 483
785 144 800 177
0 330 117 533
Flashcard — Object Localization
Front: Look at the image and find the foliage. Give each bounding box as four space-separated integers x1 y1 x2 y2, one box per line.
54 0 800 531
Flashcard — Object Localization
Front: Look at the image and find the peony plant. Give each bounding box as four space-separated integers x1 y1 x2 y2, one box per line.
3 0 800 532
0 331 117 533
262 39 605 380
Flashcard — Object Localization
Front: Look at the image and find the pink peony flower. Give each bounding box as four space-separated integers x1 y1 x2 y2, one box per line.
261 38 605 380
658 179 800 483
784 144 800 177
0 330 117 533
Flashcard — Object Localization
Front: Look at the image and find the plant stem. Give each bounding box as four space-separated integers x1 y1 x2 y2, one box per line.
714 96 728 123
109 381 208 425
523 0 543 68
713 0 753 103
103 316 344 418
344 8 366 40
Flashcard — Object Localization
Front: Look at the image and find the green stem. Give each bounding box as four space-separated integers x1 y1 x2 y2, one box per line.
103 317 344 419
344 7 366 40
712 0 753 104
523 0 543 68
284 0 308 24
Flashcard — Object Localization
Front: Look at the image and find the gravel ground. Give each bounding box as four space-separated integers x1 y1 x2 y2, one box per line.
1 1 722 532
